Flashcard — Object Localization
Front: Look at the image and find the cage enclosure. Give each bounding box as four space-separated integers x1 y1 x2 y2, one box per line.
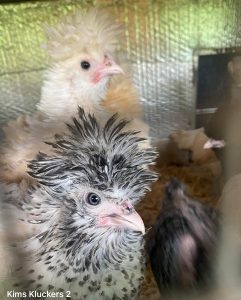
1 1 241 300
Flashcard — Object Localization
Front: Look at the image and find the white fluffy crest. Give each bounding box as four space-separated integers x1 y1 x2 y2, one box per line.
43 8 124 61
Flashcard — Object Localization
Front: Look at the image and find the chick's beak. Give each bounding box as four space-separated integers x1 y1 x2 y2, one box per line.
204 138 226 149
98 201 145 235
91 56 124 84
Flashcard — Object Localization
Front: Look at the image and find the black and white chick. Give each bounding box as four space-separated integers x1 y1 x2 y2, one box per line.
148 179 219 296
1 108 158 300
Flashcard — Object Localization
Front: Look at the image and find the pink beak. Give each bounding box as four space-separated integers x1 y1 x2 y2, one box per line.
98 201 145 235
91 56 124 84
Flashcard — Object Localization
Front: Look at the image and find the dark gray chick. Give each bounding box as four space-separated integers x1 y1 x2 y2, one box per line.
148 179 219 296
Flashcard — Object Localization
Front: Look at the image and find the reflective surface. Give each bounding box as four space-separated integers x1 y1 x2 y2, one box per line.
1 0 241 140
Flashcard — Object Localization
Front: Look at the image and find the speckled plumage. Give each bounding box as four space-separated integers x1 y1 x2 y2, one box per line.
2 108 157 300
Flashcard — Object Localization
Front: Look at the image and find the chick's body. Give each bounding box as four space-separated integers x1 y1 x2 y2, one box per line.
1 108 157 300
148 179 219 294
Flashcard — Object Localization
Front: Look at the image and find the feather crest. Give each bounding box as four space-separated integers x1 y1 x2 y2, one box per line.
43 8 124 60
28 107 158 203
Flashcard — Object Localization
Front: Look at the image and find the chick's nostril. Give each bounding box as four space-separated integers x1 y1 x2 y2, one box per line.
121 201 134 214
104 55 112 67
126 207 133 214
105 60 112 67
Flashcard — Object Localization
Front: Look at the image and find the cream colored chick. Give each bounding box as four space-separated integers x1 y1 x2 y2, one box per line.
39 9 144 122
171 127 221 176
0 9 149 184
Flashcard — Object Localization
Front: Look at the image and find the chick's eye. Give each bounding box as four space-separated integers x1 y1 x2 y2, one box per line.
80 60 91 70
87 193 101 206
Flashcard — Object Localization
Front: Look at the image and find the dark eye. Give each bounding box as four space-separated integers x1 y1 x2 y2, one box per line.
80 60 91 70
87 193 101 206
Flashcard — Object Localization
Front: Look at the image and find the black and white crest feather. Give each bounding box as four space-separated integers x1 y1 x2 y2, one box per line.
28 107 158 203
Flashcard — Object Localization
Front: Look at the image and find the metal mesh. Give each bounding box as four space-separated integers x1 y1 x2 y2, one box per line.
1 0 241 141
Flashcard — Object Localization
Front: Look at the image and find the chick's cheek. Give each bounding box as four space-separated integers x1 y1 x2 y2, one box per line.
91 71 102 84
98 216 112 227
97 215 122 229
91 65 108 84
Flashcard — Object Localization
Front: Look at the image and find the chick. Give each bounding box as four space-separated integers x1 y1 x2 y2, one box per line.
148 179 219 296
0 9 149 184
170 128 220 176
204 102 241 181
0 108 157 299
39 9 124 120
